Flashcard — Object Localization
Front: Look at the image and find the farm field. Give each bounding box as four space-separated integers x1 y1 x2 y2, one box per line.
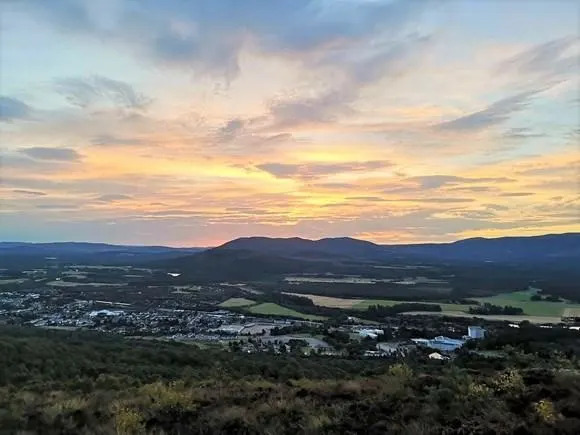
287 289 580 320
404 311 564 324
247 303 326 321
0 279 27 285
283 292 363 308
289 292 471 312
219 297 257 308
475 289 580 317
46 281 126 287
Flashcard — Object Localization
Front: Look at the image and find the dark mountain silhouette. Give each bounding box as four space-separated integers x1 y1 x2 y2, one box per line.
209 233 580 263
380 233 580 263
218 236 384 259
162 233 580 281
2 233 578 277
0 242 204 268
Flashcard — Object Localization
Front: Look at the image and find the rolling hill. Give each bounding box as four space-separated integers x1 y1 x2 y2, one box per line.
0 242 205 268
161 233 580 282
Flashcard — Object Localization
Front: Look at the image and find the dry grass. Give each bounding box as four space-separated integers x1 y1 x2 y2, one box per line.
563 308 580 318
282 292 362 308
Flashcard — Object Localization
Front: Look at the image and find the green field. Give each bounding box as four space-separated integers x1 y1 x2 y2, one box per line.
46 281 126 287
247 303 326 321
219 297 257 308
474 289 580 317
312 289 580 319
0 279 27 285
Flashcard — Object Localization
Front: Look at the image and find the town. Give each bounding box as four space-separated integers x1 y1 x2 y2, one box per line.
0 258 556 362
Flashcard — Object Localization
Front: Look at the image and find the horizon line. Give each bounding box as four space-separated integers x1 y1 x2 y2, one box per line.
1 231 578 250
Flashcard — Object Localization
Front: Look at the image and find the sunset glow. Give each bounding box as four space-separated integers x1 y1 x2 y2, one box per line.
1 0 578 246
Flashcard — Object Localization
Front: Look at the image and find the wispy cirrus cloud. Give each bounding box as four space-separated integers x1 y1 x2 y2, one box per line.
496 36 579 80
502 127 546 139
11 189 47 196
0 96 32 122
17 0 432 79
268 34 433 128
217 119 245 142
54 75 151 111
407 175 513 189
95 194 133 202
19 147 81 161
499 192 534 197
257 160 393 180
436 89 543 131
90 134 148 147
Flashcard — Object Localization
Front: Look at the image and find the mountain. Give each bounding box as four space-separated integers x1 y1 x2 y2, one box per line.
206 233 580 264
0 242 205 268
163 233 580 281
218 236 384 260
381 233 580 263
3 233 578 278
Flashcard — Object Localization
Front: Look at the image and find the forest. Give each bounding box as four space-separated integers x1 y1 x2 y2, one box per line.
1 325 580 434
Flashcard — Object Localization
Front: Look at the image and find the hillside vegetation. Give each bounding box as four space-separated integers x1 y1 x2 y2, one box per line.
1 325 580 434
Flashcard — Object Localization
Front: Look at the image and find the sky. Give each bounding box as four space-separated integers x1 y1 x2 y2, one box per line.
0 0 579 247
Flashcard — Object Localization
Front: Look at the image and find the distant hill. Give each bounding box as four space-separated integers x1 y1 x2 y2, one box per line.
210 233 580 263
2 233 578 278
218 236 384 259
381 233 580 263
0 242 205 268
163 233 580 281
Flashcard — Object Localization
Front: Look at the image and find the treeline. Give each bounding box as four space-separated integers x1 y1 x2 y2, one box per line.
240 293 447 323
1 325 580 434
280 281 454 300
531 294 562 302
469 303 524 315
364 303 441 321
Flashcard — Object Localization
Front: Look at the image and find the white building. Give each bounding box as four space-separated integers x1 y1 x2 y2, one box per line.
358 328 384 339
428 352 449 360
468 326 485 339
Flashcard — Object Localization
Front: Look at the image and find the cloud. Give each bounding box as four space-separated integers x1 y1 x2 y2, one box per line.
19 147 81 161
503 127 546 139
436 89 542 131
54 76 151 111
517 162 578 177
19 0 431 80
257 160 393 179
90 134 147 147
447 186 496 193
35 203 81 210
217 119 245 142
11 189 47 197
0 96 32 122
346 196 385 202
485 204 509 211
269 90 354 128
95 194 133 202
496 36 579 79
499 192 534 197
407 175 512 189
22 0 95 33
395 197 475 203
269 34 433 128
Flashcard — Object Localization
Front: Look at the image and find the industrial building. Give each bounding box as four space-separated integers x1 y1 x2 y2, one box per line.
467 326 485 339
412 326 485 353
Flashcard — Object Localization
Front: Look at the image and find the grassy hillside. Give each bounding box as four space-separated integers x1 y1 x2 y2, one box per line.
475 290 580 317
247 302 327 321
219 297 257 308
1 325 580 434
